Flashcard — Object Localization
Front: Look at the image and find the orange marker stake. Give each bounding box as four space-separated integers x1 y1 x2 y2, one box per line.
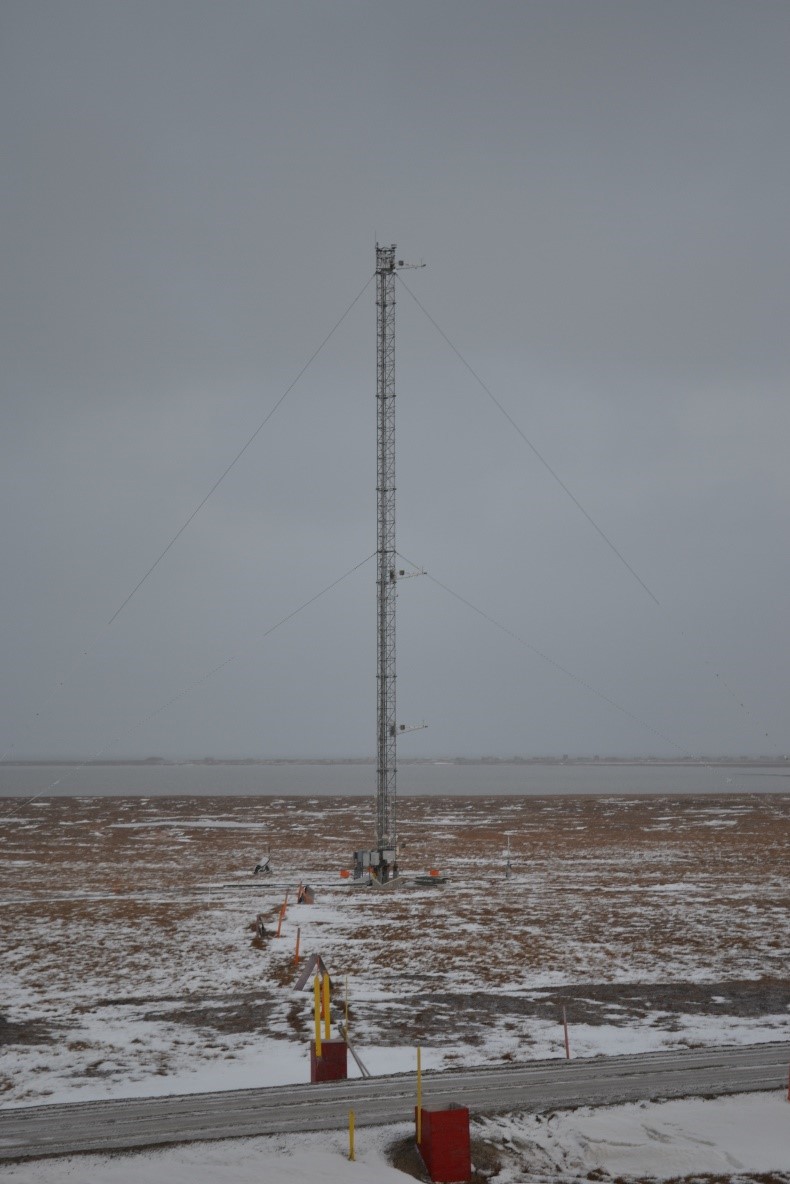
294 926 301 964
276 889 290 938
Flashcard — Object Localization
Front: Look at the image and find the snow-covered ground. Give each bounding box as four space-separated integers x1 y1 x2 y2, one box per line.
0 1033 438 1110
2 1012 787 1113
2 1093 788 1183
1 790 788 1184
480 1091 790 1181
1 794 788 1110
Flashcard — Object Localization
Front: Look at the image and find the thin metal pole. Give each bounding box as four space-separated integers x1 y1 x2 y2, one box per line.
323 974 331 1041
313 976 322 1058
416 1045 422 1143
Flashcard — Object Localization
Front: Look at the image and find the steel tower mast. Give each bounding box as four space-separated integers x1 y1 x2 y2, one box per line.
375 244 398 878
353 243 423 885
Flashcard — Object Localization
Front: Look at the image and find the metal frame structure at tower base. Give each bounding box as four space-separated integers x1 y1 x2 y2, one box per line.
353 244 418 885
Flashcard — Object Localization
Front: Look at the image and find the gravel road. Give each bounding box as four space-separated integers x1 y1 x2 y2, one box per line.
1 1040 787 1161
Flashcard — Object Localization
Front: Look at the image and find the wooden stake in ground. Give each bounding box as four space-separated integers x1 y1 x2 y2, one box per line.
562 1006 571 1059
293 926 301 964
348 1109 355 1161
275 893 288 938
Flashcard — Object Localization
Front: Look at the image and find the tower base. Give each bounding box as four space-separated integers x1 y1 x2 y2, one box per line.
352 847 398 883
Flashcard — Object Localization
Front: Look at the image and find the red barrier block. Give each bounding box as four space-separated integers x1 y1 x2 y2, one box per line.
416 1103 471 1183
310 1039 347 1083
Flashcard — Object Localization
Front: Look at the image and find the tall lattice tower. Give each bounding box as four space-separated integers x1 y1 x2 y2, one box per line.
375 244 398 875
353 244 423 885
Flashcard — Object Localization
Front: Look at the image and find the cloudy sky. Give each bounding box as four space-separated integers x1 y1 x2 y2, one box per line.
2 1 788 759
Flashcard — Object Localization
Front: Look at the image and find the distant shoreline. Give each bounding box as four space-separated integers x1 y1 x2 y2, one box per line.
3 756 788 770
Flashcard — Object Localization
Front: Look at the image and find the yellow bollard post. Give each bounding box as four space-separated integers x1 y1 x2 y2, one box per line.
349 1108 355 1161
416 1045 422 1145
322 973 331 1040
313 975 322 1058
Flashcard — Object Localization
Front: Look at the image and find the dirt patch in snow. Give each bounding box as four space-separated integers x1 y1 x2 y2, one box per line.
141 994 277 1034
0 1014 58 1046
387 1133 502 1182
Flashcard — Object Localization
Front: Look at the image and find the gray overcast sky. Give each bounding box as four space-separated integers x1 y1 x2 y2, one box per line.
1 0 788 759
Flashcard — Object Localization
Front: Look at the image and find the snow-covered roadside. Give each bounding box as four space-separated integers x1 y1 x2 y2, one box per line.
0 1030 442 1109
2 997 787 1123
478 1091 790 1181
2 1093 788 1183
0 1124 412 1184
2 1007 785 1110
